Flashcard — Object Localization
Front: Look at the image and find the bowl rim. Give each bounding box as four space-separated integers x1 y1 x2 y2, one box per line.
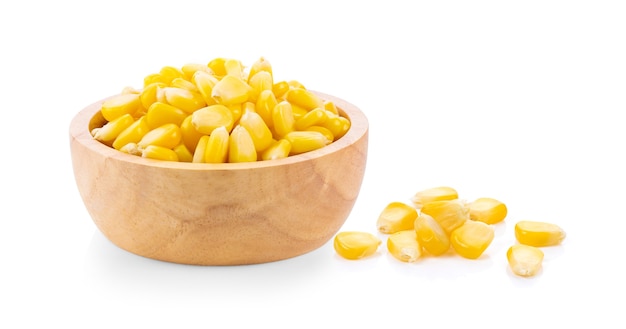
69 90 368 171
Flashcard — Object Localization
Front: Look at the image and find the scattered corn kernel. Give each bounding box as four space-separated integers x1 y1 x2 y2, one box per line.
272 101 296 138
100 93 141 122
420 199 469 235
191 104 234 135
410 186 458 208
239 109 273 152
137 123 182 150
204 126 230 163
334 231 381 260
211 75 251 105
286 87 324 111
145 102 188 129
414 213 450 256
284 131 331 155
468 197 508 224
228 125 257 163
376 202 418 234
450 220 494 259
515 220 566 247
387 230 422 263
507 244 544 277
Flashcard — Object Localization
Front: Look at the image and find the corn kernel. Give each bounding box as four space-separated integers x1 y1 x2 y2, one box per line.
247 57 273 82
294 107 328 130
119 142 141 156
170 77 199 93
450 220 494 259
272 80 290 99
387 230 422 263
320 115 350 140
192 135 210 163
284 131 331 155
145 102 188 129
204 126 230 163
92 113 134 146
191 105 234 135
247 70 273 103
224 58 244 78
305 125 335 143
468 197 508 224
228 125 257 163
334 231 381 260
515 221 566 247
420 199 469 235
239 109 273 152
255 89 277 129
376 202 418 234
173 143 193 162
141 145 179 162
323 100 339 116
211 75 251 105
260 139 291 161
507 244 544 277
180 115 205 152
181 63 214 80
285 87 323 110
207 57 228 77
101 93 141 122
272 101 295 138
159 66 185 85
112 116 150 150
414 213 450 256
163 87 206 113
137 123 182 150
143 73 166 87
410 186 459 208
140 82 166 110
193 70 219 106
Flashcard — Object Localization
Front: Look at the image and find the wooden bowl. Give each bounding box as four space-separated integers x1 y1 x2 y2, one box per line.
69 91 368 265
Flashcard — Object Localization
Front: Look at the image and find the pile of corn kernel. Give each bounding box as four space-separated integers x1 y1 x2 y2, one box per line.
333 186 566 277
91 57 351 163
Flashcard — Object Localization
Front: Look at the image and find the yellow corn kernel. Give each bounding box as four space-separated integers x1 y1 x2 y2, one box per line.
141 145 179 162
207 57 228 77
173 143 193 162
272 101 295 138
181 63 213 80
333 231 381 260
227 103 243 124
143 73 166 87
410 186 459 208
100 93 141 122
159 65 185 85
112 116 150 150
224 58 244 78
145 102 188 129
211 75 251 105
261 139 291 161
180 115 205 152
320 115 350 140
514 221 566 247
193 70 219 106
204 126 230 163
305 126 335 143
468 197 508 224
414 213 450 256
163 87 206 113
286 87 324 111
376 202 418 234
294 107 328 130
387 230 422 263
137 123 182 150
420 199 469 235
507 244 544 277
239 109 273 152
272 80 290 99
247 57 273 83
247 70 273 103
229 125 257 163
170 77 199 93
323 100 339 116
450 220 494 259
192 135 210 163
284 131 330 155
92 114 135 146
256 90 277 129
191 105 234 135
289 103 308 120
140 82 166 110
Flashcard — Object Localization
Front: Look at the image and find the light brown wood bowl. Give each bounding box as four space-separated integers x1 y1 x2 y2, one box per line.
69 91 368 265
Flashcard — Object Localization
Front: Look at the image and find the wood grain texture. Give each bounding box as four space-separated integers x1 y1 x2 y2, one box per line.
69 91 368 265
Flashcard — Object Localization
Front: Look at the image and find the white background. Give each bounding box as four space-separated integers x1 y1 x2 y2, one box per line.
1 0 625 327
